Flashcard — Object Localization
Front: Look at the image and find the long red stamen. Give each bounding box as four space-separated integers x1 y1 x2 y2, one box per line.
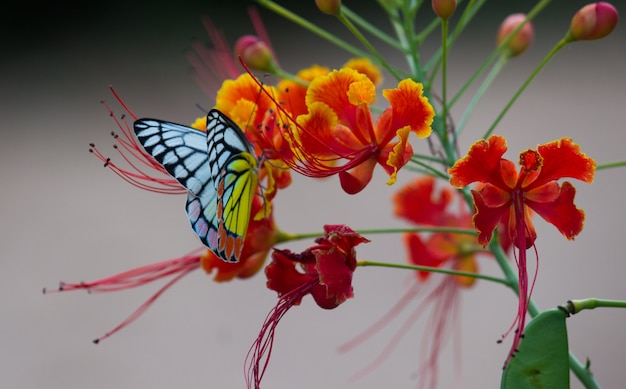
92 94 185 194
44 249 203 342
242 66 375 177
245 278 318 389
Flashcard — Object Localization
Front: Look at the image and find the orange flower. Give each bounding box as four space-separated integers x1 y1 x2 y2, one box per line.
278 68 434 194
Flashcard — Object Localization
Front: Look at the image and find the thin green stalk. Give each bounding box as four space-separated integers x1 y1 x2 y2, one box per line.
408 157 450 179
567 298 626 313
342 6 404 51
483 36 568 139
440 18 450 143
411 153 448 165
336 11 405 81
256 0 371 63
597 160 626 170
279 226 478 244
358 260 512 286
455 54 508 138
448 0 552 108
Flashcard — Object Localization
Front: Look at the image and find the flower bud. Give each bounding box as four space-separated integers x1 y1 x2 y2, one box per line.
234 35 276 72
315 0 341 15
432 0 457 20
496 14 534 57
569 2 618 41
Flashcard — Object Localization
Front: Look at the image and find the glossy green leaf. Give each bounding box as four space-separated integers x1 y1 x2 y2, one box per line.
501 308 569 389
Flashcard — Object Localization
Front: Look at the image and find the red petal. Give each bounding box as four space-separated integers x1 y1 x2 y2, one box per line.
393 176 452 225
449 135 516 191
525 181 586 240
525 138 596 190
404 233 447 281
471 189 510 246
339 157 377 194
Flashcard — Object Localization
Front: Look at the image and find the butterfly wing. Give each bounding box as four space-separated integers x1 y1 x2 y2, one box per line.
205 110 258 262
133 111 258 263
133 120 211 196
133 119 219 254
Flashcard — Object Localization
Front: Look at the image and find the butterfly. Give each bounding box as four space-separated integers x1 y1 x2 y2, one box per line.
133 109 259 262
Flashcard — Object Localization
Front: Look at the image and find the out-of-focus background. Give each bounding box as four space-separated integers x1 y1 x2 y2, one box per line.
2 1 625 388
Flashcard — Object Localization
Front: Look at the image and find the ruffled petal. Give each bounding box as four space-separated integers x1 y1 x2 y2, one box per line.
393 176 452 225
525 138 596 190
381 78 434 143
449 135 516 191
525 181 586 240
471 189 511 246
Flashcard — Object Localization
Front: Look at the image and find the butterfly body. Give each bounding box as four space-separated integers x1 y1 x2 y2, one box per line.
133 109 258 262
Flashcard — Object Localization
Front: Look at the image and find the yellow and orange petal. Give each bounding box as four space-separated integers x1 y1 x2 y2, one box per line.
343 58 383 86
215 73 277 132
277 65 329 118
191 116 207 132
306 68 369 125
382 78 434 139
384 126 412 185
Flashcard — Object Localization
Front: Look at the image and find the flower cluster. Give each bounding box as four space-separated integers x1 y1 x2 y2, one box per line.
47 1 621 388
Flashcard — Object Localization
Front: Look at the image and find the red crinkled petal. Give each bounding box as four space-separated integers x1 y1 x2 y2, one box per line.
404 233 447 281
471 189 511 246
524 138 596 190
449 135 514 191
525 181 586 240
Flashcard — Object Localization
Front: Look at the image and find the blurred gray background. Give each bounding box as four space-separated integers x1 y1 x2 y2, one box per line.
2 1 625 388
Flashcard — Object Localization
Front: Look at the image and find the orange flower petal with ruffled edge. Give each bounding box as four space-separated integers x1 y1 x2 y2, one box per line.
277 65 329 118
524 138 596 191
526 181 585 240
449 135 517 191
347 77 377 106
343 57 383 86
215 73 277 131
393 176 453 226
381 78 434 143
306 68 368 130
191 116 207 132
382 126 412 185
295 101 349 157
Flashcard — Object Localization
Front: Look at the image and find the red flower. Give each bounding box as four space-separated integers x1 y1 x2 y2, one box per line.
448 135 595 365
268 68 434 194
342 177 494 386
449 135 595 248
246 225 369 388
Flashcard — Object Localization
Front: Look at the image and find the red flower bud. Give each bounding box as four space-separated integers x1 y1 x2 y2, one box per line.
432 0 457 20
496 14 534 57
315 0 341 15
569 2 618 41
234 35 276 72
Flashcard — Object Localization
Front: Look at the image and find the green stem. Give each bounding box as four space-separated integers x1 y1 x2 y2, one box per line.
448 0 551 108
440 18 449 143
278 226 478 244
336 10 405 80
483 36 568 139
566 298 626 313
489 237 601 389
358 260 511 286
408 157 450 179
341 6 404 51
597 160 626 170
455 54 508 138
256 0 371 63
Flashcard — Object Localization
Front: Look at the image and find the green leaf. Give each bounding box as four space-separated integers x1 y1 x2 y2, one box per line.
501 308 569 389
